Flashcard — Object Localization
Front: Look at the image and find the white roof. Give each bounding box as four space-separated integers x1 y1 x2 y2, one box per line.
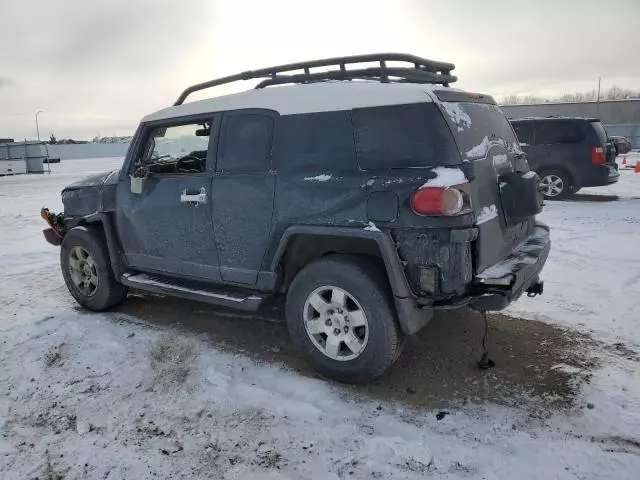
143 82 437 122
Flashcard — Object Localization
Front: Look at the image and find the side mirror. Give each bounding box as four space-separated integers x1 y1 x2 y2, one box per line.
130 164 149 194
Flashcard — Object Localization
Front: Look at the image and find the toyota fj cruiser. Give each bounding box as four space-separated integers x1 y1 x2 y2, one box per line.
41 54 549 383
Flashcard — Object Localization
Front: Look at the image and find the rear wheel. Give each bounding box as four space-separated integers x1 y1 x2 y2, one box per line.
61 226 128 311
286 255 403 383
539 169 572 200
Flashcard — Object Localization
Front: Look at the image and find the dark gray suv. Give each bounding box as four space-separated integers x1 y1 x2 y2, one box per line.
41 54 549 383
510 117 619 199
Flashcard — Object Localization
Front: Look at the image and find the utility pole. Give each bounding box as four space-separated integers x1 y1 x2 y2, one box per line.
596 77 601 116
35 110 44 141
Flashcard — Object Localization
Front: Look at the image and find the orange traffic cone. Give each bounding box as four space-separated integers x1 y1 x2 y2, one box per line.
635 161 640 174
622 155 627 166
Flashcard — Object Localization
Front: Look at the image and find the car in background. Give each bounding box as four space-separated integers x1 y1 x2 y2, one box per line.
510 117 619 199
609 135 632 155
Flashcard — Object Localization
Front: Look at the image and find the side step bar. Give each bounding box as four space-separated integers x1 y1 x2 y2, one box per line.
121 273 267 311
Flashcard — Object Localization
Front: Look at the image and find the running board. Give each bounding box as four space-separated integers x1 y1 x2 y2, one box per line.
121 273 267 311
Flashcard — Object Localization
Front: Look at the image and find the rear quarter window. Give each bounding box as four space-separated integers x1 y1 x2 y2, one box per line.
351 103 459 170
274 111 356 173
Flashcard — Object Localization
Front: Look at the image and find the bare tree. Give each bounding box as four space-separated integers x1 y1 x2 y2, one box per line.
503 94 522 104
522 95 541 104
607 85 624 100
584 89 597 101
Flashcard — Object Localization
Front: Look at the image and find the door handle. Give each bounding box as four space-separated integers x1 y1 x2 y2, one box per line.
180 186 207 205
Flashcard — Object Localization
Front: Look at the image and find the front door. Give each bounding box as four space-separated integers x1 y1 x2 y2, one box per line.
116 117 221 282
211 110 276 285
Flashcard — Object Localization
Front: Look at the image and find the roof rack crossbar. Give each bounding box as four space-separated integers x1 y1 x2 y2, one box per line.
174 53 456 105
253 67 456 89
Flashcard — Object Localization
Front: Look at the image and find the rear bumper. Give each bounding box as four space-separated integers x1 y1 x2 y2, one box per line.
580 164 619 187
468 223 550 311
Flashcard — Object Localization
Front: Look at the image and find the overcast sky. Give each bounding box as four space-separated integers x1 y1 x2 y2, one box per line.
1 0 639 140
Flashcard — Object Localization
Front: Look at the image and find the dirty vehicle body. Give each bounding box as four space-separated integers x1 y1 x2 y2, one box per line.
42 54 549 383
510 117 619 200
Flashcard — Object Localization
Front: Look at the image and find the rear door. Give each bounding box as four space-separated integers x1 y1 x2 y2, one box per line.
210 110 276 285
433 94 537 273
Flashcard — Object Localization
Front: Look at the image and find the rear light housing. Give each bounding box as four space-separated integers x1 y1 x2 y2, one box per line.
410 183 472 216
591 146 605 164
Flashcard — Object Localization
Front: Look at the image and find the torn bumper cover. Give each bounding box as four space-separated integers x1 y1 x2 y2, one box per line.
469 222 550 311
40 208 65 246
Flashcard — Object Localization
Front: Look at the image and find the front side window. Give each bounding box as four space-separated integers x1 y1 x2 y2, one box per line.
137 121 211 175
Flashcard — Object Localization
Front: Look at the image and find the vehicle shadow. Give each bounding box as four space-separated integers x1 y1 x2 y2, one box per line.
565 193 620 202
116 293 595 411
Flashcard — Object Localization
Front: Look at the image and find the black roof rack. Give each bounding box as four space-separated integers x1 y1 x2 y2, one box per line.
174 53 456 106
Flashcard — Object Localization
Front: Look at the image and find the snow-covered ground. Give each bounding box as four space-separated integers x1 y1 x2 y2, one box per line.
1 159 640 479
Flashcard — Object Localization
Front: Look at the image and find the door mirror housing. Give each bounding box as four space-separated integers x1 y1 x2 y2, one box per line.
130 164 149 194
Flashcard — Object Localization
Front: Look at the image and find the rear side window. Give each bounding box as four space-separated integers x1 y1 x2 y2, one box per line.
535 121 584 145
218 114 273 173
351 103 459 169
512 122 534 145
274 111 356 173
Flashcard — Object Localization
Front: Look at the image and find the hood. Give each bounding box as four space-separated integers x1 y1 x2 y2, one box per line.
63 169 120 191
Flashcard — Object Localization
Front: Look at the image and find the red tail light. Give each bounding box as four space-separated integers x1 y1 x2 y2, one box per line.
411 185 467 216
591 146 605 164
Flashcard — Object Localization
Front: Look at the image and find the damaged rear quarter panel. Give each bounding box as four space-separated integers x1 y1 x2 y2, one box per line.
267 167 475 298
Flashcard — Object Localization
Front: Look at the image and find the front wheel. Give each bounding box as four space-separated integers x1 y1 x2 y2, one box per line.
286 255 403 383
60 226 128 311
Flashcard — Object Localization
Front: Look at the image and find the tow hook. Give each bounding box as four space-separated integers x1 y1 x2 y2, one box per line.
526 281 544 298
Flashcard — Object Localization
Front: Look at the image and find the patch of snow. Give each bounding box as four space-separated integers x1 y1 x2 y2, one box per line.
439 102 472 131
364 221 381 232
466 137 509 160
492 154 510 169
465 136 491 159
550 363 582 374
418 167 466 189
522 171 537 179
475 205 498 225
303 174 332 182
3 158 640 479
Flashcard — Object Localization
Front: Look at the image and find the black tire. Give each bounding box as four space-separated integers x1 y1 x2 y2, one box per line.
285 255 403 383
60 226 128 311
538 169 573 200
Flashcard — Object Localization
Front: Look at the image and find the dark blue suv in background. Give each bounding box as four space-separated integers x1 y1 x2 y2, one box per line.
510 117 619 199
